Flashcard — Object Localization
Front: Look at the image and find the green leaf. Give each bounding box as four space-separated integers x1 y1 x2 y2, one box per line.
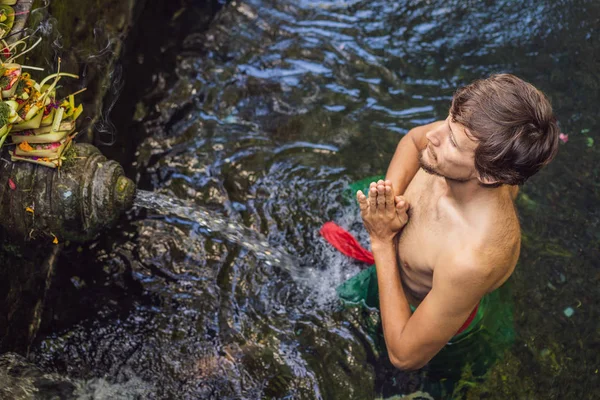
586 137 594 147
0 6 14 38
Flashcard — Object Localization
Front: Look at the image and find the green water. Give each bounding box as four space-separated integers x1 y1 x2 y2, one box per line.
6 0 598 398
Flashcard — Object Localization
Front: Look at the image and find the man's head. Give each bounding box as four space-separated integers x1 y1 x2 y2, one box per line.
419 74 559 187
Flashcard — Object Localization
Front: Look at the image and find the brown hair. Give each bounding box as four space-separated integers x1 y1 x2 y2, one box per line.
450 74 559 186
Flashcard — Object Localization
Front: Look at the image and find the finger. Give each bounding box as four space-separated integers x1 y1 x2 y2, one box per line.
385 184 394 210
377 179 385 185
376 183 386 210
395 195 409 211
395 196 405 209
385 179 396 196
357 190 368 211
395 198 409 221
397 211 408 225
368 186 377 210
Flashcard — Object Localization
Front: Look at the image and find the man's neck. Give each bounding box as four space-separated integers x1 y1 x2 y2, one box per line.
439 176 501 210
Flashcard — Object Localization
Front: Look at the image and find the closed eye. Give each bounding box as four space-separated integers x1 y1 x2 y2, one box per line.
450 134 458 147
447 120 459 149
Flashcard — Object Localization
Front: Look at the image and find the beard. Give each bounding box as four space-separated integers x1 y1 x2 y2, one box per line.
418 148 470 183
418 147 444 177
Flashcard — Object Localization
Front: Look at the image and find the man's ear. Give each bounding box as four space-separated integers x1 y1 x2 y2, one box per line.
477 173 499 185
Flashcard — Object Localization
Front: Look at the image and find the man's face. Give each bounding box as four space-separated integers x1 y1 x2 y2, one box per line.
419 115 479 182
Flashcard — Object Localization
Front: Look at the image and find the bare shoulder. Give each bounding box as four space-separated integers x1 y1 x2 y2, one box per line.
457 223 520 291
429 248 498 315
442 200 520 290
438 241 515 295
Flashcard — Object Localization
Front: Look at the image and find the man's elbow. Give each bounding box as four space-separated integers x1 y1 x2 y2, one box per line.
388 353 428 371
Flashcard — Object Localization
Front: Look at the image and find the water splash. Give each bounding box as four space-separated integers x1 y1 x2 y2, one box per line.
134 190 300 275
0 353 153 399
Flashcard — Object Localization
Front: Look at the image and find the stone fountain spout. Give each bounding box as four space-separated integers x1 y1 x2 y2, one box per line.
0 143 136 243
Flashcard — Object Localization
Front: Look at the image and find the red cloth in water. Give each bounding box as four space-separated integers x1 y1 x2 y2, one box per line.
456 303 479 334
319 222 375 264
320 221 478 335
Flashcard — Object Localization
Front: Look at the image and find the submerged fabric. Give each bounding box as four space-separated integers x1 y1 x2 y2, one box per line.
320 222 375 264
347 175 386 200
336 265 486 341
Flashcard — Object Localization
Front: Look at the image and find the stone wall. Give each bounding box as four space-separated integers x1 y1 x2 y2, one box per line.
0 0 222 356
0 0 142 354
27 0 142 143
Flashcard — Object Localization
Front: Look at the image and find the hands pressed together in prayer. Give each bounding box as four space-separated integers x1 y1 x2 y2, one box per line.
356 180 410 244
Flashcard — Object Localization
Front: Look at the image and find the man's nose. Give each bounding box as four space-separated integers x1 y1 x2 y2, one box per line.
425 129 441 146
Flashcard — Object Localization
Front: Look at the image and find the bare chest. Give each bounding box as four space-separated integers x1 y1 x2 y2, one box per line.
396 171 450 301
395 170 520 304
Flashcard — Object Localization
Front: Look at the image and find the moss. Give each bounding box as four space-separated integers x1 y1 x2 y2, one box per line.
59 145 77 170
1 242 24 260
14 77 26 95
0 101 9 127
31 0 131 54
456 353 537 399
0 75 8 89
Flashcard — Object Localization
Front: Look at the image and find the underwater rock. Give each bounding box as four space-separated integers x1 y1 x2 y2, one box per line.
0 352 77 398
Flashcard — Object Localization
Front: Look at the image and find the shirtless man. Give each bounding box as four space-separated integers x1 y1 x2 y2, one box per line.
356 74 559 370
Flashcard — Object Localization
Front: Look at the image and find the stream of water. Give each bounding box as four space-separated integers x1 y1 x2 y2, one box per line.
133 189 297 272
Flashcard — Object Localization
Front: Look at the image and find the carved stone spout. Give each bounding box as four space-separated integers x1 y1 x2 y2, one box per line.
0 143 135 242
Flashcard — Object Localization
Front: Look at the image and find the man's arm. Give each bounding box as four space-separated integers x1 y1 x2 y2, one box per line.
376 247 497 370
386 120 444 196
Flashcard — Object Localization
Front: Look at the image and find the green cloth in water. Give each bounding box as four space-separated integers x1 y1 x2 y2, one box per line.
346 175 386 200
337 264 514 395
337 266 486 341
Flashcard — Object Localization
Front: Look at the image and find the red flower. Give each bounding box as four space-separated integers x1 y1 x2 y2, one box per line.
559 133 568 143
